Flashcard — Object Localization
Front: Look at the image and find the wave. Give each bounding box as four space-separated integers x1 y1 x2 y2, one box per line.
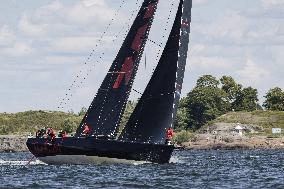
169 155 185 164
0 159 46 166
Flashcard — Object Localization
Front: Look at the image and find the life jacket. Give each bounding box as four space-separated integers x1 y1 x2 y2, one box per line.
83 124 90 134
61 131 66 138
166 128 173 139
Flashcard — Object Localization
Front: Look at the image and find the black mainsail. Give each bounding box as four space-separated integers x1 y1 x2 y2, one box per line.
75 0 159 137
119 0 192 144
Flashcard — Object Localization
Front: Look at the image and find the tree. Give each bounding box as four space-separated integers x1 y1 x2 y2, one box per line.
220 76 242 104
78 107 87 116
61 118 77 133
263 87 284 111
186 82 230 130
174 107 189 131
117 101 137 134
233 87 259 111
196 75 219 88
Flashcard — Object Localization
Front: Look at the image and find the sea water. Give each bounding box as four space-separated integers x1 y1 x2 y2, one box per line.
0 150 284 188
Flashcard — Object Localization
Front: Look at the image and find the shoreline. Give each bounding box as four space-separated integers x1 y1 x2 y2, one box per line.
179 134 284 150
1 135 284 153
0 135 28 152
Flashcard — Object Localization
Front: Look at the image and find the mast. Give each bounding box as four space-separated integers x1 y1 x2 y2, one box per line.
75 0 159 137
172 0 192 126
119 0 192 144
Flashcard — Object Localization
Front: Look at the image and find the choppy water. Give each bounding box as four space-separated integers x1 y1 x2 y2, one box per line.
1 150 284 189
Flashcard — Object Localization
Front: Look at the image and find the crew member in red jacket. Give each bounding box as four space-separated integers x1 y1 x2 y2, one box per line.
47 127 56 143
82 123 90 136
165 127 173 145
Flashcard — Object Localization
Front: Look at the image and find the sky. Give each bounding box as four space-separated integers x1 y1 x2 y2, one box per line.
0 0 283 113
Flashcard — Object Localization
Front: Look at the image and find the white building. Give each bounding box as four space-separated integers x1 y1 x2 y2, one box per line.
235 124 245 136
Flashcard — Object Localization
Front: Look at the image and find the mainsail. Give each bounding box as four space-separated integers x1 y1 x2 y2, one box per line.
119 0 192 144
75 0 159 137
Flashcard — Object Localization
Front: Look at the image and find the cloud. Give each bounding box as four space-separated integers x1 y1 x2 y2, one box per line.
189 55 235 71
48 36 116 54
32 0 119 26
194 0 209 5
18 13 47 37
0 25 15 46
237 58 270 85
192 10 250 45
261 0 284 9
66 1 117 24
83 0 106 7
1 42 33 57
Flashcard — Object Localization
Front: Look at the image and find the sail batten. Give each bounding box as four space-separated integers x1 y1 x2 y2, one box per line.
119 0 192 144
75 0 159 137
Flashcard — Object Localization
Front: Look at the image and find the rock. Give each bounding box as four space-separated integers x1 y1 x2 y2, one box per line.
0 136 28 152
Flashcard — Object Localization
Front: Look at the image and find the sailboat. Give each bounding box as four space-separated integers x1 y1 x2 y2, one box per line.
26 0 192 164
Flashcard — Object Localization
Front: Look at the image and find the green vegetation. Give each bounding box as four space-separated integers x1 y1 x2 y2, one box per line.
177 74 262 131
117 101 137 134
1 74 283 137
263 87 284 111
214 111 284 135
173 131 195 144
0 111 82 135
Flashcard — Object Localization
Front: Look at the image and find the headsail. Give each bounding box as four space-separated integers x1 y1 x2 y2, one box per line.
119 0 192 144
75 0 159 137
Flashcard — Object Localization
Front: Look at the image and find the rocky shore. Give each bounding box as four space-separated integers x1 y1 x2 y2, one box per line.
0 136 28 152
179 122 284 150
180 135 284 150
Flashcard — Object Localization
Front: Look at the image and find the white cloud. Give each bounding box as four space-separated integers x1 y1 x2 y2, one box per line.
237 58 270 85
66 1 116 24
18 13 47 37
0 25 15 46
194 0 209 5
262 0 284 8
83 0 106 7
1 42 33 57
48 35 116 55
193 10 249 44
189 55 236 70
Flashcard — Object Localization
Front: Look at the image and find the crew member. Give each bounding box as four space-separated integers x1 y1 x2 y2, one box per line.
36 129 42 138
41 127 46 137
82 123 90 136
58 130 67 138
47 127 56 142
165 127 173 145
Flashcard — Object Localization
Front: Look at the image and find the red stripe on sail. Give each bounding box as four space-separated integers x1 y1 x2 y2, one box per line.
131 24 148 52
143 3 156 19
113 57 134 89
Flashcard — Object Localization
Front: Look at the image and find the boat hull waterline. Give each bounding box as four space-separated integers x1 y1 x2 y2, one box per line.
26 137 174 164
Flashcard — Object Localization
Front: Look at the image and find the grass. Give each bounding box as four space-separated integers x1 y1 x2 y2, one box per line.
173 131 195 144
212 110 284 135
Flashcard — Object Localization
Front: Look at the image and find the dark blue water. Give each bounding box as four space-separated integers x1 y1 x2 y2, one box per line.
1 150 284 189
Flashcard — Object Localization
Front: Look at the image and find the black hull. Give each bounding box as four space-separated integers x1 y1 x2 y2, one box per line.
26 137 174 164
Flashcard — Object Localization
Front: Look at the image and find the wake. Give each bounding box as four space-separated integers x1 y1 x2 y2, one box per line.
0 159 46 166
